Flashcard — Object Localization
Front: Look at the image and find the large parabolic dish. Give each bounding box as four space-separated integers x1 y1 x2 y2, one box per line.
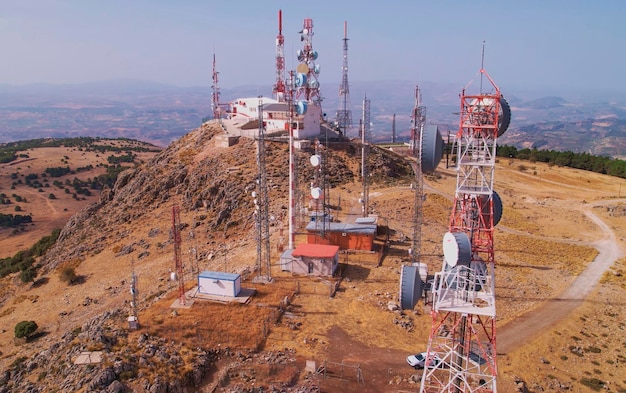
442 231 472 268
498 97 511 137
480 190 503 227
421 124 444 173
399 265 423 310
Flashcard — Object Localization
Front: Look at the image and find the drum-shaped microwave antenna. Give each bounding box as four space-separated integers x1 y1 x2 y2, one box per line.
295 73 307 88
442 231 472 268
310 154 321 167
480 190 503 227
498 97 511 137
310 187 322 199
421 124 444 173
296 63 310 74
295 101 308 115
399 265 423 310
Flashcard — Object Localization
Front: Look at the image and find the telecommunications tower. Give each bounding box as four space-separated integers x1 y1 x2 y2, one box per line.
172 206 186 305
211 53 223 120
360 95 370 217
419 62 511 392
273 10 286 102
286 71 297 250
254 98 272 282
336 21 352 137
410 85 426 266
295 18 321 104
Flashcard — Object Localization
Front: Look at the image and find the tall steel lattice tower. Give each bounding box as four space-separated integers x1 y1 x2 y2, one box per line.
254 98 272 282
273 10 286 102
295 18 321 103
419 66 511 393
360 95 370 217
211 53 222 120
335 21 352 137
410 86 426 265
172 206 186 305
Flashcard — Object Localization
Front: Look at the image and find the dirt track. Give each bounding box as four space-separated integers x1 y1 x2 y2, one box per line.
497 199 625 354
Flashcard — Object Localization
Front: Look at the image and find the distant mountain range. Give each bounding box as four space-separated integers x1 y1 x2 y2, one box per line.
0 80 624 158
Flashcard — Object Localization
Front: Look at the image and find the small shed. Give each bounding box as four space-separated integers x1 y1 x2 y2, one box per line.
198 271 241 297
305 221 376 251
291 244 340 277
279 248 295 272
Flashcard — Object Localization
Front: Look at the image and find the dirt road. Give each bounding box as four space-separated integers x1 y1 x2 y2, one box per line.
497 199 625 354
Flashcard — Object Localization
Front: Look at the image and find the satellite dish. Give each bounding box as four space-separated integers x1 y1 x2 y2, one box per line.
399 265 423 310
310 154 321 167
467 97 511 137
314 64 321 74
295 72 307 87
311 187 322 199
295 101 308 115
421 124 444 173
296 63 310 74
311 50 318 60
442 231 471 267
498 97 511 137
479 191 503 227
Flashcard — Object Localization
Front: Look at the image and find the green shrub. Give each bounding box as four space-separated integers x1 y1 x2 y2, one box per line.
15 320 38 339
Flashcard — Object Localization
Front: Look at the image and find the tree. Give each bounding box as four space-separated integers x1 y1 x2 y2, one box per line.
48 193 56 200
14 320 38 339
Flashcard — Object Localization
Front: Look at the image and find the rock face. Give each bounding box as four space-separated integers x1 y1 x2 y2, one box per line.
8 121 413 391
41 122 412 273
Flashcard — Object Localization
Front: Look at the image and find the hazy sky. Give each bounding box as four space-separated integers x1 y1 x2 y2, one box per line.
0 0 624 93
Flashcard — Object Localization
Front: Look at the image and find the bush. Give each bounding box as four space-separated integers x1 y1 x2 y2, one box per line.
20 268 36 283
14 320 38 339
59 266 78 284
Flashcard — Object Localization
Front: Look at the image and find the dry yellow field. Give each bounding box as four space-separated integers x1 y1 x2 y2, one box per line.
0 139 625 392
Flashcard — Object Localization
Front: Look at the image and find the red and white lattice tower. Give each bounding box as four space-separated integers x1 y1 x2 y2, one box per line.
273 10 286 102
295 18 321 103
172 206 186 305
211 53 222 120
420 67 510 393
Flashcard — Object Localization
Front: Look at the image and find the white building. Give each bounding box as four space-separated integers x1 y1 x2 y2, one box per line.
226 97 322 139
197 271 241 297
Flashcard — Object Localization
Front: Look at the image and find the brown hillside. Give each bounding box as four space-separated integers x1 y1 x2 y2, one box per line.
0 122 625 392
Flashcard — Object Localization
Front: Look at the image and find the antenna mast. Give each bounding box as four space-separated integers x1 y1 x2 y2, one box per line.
286 71 296 250
273 10 286 101
410 85 426 265
254 98 272 282
172 206 186 305
128 260 139 329
420 65 510 392
336 21 352 137
211 53 222 120
360 94 370 217
295 18 320 103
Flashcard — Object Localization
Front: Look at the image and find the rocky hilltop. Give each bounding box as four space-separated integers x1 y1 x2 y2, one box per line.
2 121 413 392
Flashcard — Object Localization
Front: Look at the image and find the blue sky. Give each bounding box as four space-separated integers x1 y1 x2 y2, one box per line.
0 0 624 93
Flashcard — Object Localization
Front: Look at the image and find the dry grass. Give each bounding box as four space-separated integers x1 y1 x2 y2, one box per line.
1 140 626 391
